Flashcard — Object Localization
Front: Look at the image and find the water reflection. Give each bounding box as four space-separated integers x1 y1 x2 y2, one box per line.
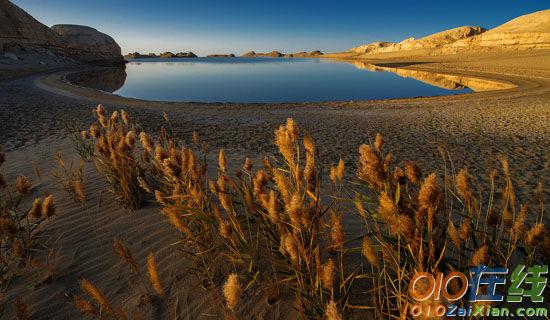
348 62 516 92
67 66 127 93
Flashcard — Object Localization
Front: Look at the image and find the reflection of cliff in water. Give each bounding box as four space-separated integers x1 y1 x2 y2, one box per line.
348 62 516 92
67 66 127 92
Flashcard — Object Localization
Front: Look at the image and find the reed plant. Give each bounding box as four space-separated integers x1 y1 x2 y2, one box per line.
0 149 56 286
77 109 548 319
81 106 146 210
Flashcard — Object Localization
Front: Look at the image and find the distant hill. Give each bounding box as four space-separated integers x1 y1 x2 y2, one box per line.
349 9 550 55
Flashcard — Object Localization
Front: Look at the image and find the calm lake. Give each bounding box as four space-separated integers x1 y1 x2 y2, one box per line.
77 58 482 103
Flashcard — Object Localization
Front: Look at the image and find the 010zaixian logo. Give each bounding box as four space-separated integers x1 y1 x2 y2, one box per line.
408 265 548 318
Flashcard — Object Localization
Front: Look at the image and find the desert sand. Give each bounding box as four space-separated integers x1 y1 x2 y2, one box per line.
1 48 549 318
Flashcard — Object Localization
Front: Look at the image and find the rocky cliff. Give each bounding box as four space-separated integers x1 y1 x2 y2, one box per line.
443 9 550 53
0 0 123 64
51 25 123 63
349 9 550 55
349 26 486 54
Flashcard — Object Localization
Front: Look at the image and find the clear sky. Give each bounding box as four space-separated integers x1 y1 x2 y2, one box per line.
12 0 549 56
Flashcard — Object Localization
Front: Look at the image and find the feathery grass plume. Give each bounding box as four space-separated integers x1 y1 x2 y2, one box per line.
125 131 135 148
512 204 528 239
287 192 304 230
163 207 195 239
330 211 344 251
393 167 406 185
147 253 163 295
242 157 252 172
526 223 546 248
286 118 298 139
74 179 86 203
362 237 378 267
456 168 473 205
267 190 279 223
459 220 471 241
378 191 398 226
275 124 295 166
471 245 489 266
121 109 130 125
447 221 461 249
253 170 269 196
273 170 290 205
89 124 99 138
281 233 299 262
336 159 344 182
29 198 43 219
41 195 55 217
354 199 366 219
74 294 97 315
223 273 241 311
404 160 422 184
325 299 342 320
15 175 31 195
374 133 384 151
418 173 440 212
113 239 138 273
357 144 385 188
139 132 154 152
218 149 227 173
13 296 27 320
321 259 336 289
499 155 510 178
79 279 115 316
0 218 17 237
303 133 315 155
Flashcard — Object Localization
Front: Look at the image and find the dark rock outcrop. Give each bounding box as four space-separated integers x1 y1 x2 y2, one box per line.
0 0 124 64
51 24 123 64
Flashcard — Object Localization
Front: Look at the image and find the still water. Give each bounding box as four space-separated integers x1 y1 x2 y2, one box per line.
82 58 479 102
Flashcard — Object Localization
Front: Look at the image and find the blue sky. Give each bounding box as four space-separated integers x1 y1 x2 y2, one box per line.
12 0 549 56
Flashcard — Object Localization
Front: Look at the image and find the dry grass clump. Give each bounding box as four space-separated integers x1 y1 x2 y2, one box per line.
81 105 146 210
52 152 86 204
0 149 56 285
77 111 547 319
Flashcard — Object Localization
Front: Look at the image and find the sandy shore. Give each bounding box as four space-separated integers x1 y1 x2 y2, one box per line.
1 49 549 318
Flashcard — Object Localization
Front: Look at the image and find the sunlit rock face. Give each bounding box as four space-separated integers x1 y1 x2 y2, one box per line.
51 24 123 64
443 9 550 53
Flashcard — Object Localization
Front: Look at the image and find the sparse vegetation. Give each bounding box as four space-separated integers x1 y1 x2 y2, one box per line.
72 108 548 319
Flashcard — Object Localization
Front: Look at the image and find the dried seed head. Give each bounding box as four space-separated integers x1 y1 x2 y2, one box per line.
223 274 241 311
89 124 99 138
275 125 295 166
147 253 163 295
393 167 406 185
303 133 315 154
357 144 385 188
321 259 336 289
286 118 298 139
362 237 378 267
75 179 86 203
139 132 153 152
330 212 345 250
459 220 471 241
287 192 303 229
242 157 252 172
125 131 135 148
74 294 97 315
374 133 384 151
471 245 489 266
121 110 130 125
325 300 342 320
79 279 115 316
448 221 462 249
0 218 17 237
41 195 55 217
96 104 106 117
81 130 89 139
512 204 528 239
29 198 43 218
526 223 546 248
113 239 138 273
456 168 473 204
281 234 299 262
110 110 119 123
218 149 227 173
378 192 398 225
404 161 422 184
15 175 31 195
418 173 440 211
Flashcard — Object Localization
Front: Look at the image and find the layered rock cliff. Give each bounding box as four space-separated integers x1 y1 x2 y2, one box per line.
0 0 123 64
